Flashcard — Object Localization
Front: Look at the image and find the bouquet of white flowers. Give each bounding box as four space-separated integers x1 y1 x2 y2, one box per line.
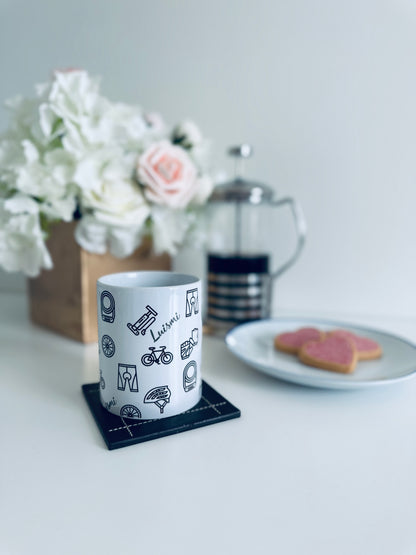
0 69 214 277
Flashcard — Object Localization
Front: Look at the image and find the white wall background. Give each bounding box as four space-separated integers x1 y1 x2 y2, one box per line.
1 0 415 319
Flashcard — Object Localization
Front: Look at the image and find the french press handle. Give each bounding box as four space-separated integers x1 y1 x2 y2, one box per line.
270 197 307 280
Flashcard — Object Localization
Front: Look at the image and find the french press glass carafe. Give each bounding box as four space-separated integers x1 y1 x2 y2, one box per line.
205 144 307 335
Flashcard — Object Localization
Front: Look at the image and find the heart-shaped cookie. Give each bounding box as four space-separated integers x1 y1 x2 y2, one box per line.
274 327 326 354
329 329 382 360
299 335 357 374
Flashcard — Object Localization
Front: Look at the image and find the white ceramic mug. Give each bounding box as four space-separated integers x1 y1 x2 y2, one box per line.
97 271 202 420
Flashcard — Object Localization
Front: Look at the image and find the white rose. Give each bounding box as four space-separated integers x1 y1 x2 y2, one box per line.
75 148 150 229
172 120 203 148
72 145 133 191
81 178 150 227
73 215 108 254
75 215 147 258
75 161 150 257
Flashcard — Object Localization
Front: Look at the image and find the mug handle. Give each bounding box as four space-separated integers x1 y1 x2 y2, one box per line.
270 197 307 280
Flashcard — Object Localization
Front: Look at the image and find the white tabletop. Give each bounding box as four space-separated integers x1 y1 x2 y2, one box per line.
1 292 416 555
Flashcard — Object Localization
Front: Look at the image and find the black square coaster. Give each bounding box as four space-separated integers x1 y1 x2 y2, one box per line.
82 381 241 450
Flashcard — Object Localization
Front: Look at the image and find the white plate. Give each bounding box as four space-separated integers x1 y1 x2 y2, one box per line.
225 317 416 389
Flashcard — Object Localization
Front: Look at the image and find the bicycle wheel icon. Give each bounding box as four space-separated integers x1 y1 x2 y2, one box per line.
102 335 115 358
161 351 173 364
120 404 142 419
141 353 154 366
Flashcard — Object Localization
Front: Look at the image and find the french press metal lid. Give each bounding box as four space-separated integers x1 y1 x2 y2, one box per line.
205 144 307 335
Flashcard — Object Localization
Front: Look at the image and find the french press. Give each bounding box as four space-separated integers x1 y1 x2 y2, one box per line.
205 144 307 335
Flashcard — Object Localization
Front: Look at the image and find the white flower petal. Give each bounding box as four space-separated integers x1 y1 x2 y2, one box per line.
38 103 57 137
191 175 214 205
22 140 39 163
4 194 39 215
108 227 143 258
172 120 203 147
0 199 52 277
150 207 190 255
74 217 108 254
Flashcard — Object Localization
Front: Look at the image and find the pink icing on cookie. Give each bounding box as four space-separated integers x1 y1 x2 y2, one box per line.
330 329 380 354
277 327 323 349
301 335 355 365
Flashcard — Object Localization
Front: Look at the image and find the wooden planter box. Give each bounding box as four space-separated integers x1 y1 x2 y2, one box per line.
28 222 171 343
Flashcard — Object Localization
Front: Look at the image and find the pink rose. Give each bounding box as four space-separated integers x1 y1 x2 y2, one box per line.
137 140 199 209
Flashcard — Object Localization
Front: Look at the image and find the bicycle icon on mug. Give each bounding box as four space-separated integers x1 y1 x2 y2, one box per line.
141 346 173 367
